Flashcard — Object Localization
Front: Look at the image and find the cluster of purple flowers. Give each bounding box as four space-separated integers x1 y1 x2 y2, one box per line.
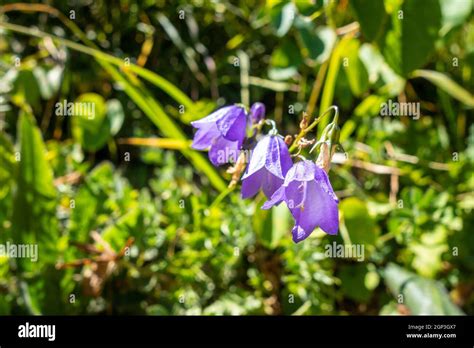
191 103 339 242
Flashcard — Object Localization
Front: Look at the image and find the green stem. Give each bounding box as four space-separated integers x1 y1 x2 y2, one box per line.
289 106 339 153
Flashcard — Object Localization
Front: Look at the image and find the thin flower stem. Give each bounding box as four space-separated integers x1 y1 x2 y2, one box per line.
209 186 236 211
289 106 338 153
238 50 250 107
306 61 329 117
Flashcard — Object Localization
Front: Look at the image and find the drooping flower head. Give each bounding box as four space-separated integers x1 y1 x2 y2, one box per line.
249 102 265 124
191 105 247 166
241 134 292 199
262 160 339 242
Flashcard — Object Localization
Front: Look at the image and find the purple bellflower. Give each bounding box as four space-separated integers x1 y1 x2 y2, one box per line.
249 102 266 124
262 160 339 243
241 134 293 199
191 105 247 166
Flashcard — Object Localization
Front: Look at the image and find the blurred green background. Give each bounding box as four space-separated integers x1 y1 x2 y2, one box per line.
0 0 473 315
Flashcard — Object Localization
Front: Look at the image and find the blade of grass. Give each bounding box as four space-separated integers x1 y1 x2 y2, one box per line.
0 20 227 191
317 35 353 138
0 21 194 110
107 67 227 191
118 137 191 150
411 69 474 108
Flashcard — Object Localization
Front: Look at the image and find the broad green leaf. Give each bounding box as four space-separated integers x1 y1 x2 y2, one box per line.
12 111 58 266
411 69 474 108
384 263 464 315
351 0 388 41
341 197 378 247
270 2 296 37
71 93 110 151
342 39 369 97
382 0 442 76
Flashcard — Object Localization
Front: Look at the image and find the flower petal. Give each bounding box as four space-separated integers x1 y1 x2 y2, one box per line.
291 224 312 243
265 136 293 180
285 180 306 210
261 172 284 199
242 136 270 180
216 106 246 142
191 106 234 127
283 160 316 186
208 136 240 166
296 180 339 236
261 185 286 209
314 165 339 204
241 169 264 199
250 102 265 124
191 123 219 150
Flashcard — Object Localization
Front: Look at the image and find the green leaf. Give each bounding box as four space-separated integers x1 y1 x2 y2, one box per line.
384 263 464 315
318 36 353 137
294 0 324 17
0 133 16 224
359 43 406 97
351 0 388 41
296 20 336 64
411 69 474 108
270 2 296 37
269 40 302 80
382 0 442 76
0 21 226 191
252 199 291 248
70 93 110 151
12 70 41 108
106 99 125 136
341 197 378 247
104 67 227 192
339 264 372 303
342 39 369 97
12 111 58 266
440 0 473 34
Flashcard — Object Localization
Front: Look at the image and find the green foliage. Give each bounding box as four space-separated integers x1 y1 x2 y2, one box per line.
0 0 472 316
382 0 442 76
384 263 464 315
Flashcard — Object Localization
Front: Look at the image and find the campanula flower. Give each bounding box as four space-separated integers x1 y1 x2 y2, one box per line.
249 102 265 124
191 105 247 166
262 160 339 242
241 134 292 199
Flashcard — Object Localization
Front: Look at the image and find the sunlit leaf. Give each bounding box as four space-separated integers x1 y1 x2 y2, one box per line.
382 0 442 76
384 263 464 315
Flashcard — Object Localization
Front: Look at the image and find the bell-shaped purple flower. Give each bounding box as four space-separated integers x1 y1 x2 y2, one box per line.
250 102 265 124
262 160 339 243
241 134 293 199
191 105 247 166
